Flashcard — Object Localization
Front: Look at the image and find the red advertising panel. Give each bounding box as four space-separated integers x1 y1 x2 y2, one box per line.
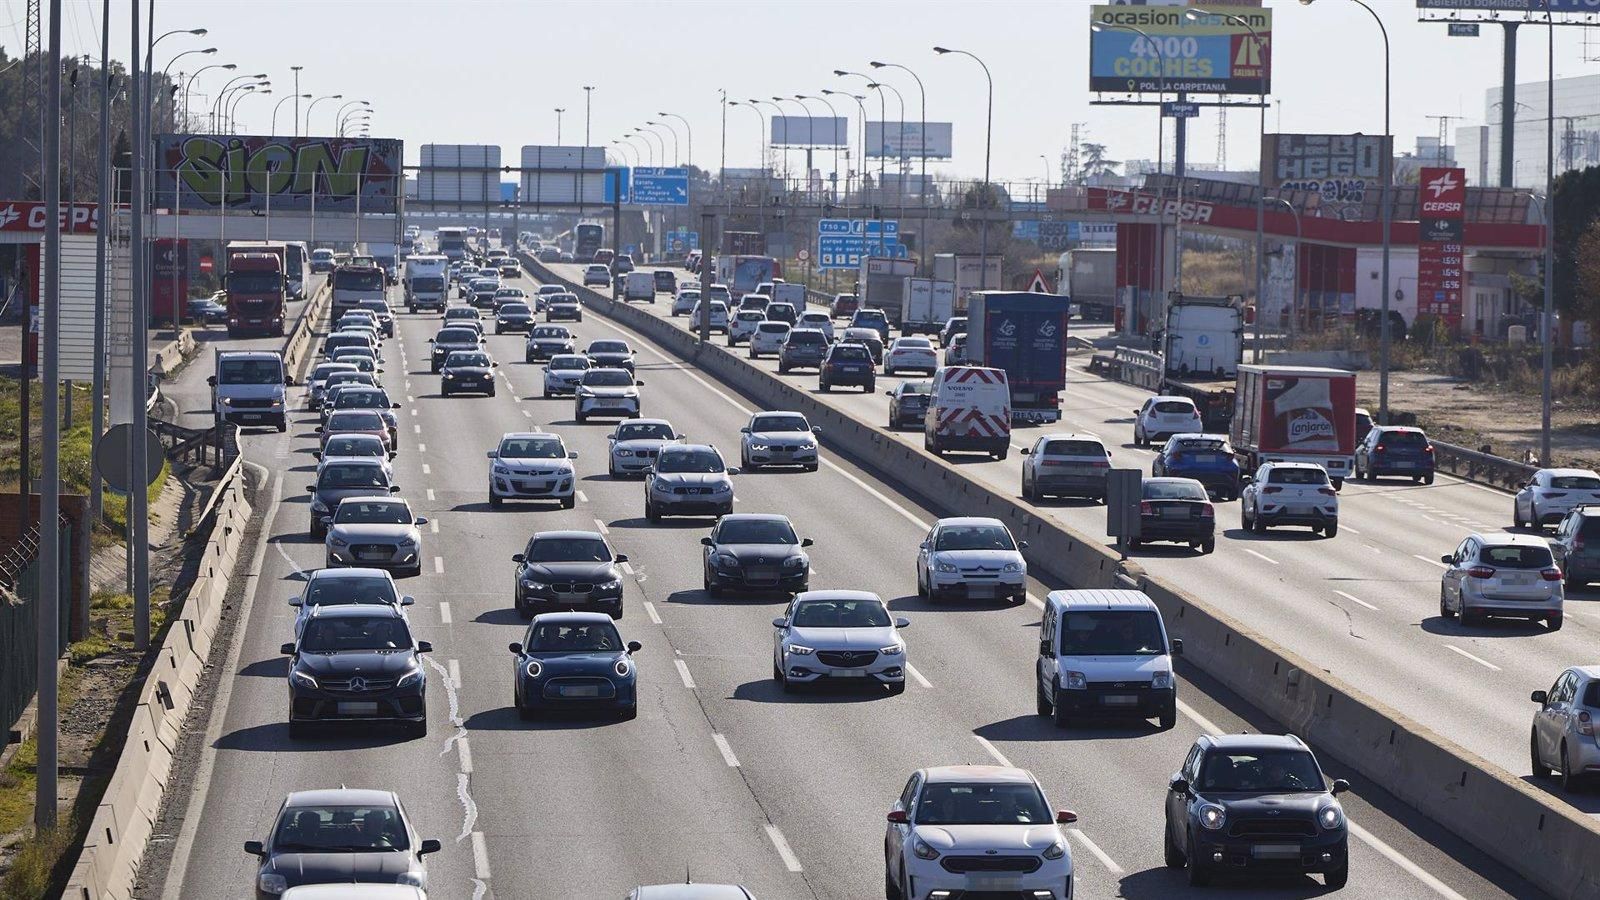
151 238 190 323
1254 370 1357 457
1416 167 1466 332
0 201 98 233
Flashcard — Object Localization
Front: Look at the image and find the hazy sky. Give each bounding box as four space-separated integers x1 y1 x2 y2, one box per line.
7 0 1598 182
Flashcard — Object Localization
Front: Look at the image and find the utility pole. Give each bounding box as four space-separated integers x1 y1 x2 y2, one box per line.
91 0 109 524
36 0 63 834
1426 115 1459 163
1500 23 1519 188
131 0 152 651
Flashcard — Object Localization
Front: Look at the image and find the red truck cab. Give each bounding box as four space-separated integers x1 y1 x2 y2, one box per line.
225 252 287 338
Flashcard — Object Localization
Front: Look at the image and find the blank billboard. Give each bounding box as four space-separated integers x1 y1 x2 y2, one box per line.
520 146 608 206
865 122 953 159
769 116 848 148
418 144 501 204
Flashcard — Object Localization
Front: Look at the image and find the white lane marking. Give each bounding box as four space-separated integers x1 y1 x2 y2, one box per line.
1444 644 1502 671
427 488 436 501
1177 699 1223 735
521 409 533 418
273 537 305 575
470 830 491 880
619 561 634 576
405 380 412 390
1333 589 1378 611
448 659 461 689
905 663 932 689
430 519 440 533
593 517 609 535
411 408 418 416
406 394 414 402
674 659 696 689
422 463 432 475
1026 592 1045 610
439 600 452 623
418 443 426 453
819 457 930 530
1241 547 1279 566
576 490 588 503
711 734 741 767
457 735 473 773
643 601 662 625
414 424 422 434
1348 820 1473 900
974 735 1013 767
1068 828 1124 875
1341 524 1361 535
1414 554 1450 570
764 824 804 873
434 556 445 574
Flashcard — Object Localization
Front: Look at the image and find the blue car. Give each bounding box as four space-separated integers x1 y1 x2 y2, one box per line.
1151 433 1241 500
509 612 640 720
1355 425 1435 484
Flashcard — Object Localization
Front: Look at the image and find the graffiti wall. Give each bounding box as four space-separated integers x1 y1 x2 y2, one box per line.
1260 133 1391 219
152 134 403 213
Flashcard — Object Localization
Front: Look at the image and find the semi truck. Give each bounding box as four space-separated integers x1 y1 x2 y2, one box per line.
721 230 767 256
224 244 287 338
859 256 917 328
405 254 449 312
1156 294 1245 432
1231 364 1358 488
1060 247 1115 322
933 253 1002 314
228 240 310 301
209 349 289 431
965 291 1071 424
715 255 780 301
574 223 605 261
900 278 958 336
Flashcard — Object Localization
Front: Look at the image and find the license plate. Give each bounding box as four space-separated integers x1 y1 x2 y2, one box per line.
337 701 379 715
1251 844 1300 860
1394 461 1414 469
968 876 1021 890
560 685 601 698
967 584 996 599
357 550 390 561
1501 573 1535 586
520 481 552 491
1160 507 1188 518
831 669 867 678
241 413 262 421
1103 694 1139 706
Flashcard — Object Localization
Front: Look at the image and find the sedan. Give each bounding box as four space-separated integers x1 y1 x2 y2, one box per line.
356 299 395 337
1515 467 1600 529
288 567 413 639
443 306 483 331
509 612 641 720
739 410 820 471
1131 477 1216 554
546 293 582 322
1440 532 1563 629
511 530 628 619
884 336 938 375
439 350 498 397
494 301 533 334
772 590 907 692
245 789 440 899
535 284 568 310
582 264 610 286
306 362 358 410
886 379 931 430
607 418 682 478
848 309 889 342
542 353 591 397
324 497 427 576
428 326 483 373
312 434 393 477
838 327 884 366
187 296 229 325
574 368 643 422
585 338 636 373
325 386 401 448
497 258 520 278
1021 433 1112 502
525 324 576 363
487 431 578 509
701 513 812 597
306 459 401 538
645 444 738 521
916 517 1028 603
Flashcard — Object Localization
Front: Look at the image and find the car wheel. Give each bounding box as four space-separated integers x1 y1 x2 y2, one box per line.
1199 539 1215 555
560 496 575 510
885 862 903 900
1324 521 1339 538
1424 473 1435 485
1324 865 1349 890
819 380 830 393
1051 687 1071 728
916 567 928 599
1533 730 1552 779
618 704 638 721
646 500 661 523
1164 820 1187 868
864 379 875 393
1159 707 1176 730
287 721 308 740
1513 503 1525 529
575 410 586 423
779 667 795 694
1250 505 1266 534
1549 614 1564 631
1562 740 1584 792
1439 587 1455 620
1022 475 1035 501
1036 681 1052 717
1186 838 1210 886
1460 603 1480 626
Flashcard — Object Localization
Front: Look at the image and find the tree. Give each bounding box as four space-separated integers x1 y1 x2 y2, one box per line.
1080 143 1120 179
1573 220 1600 360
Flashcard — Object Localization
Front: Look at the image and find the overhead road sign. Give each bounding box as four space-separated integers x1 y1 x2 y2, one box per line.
1448 22 1481 35
818 218 899 236
630 167 690 206
1088 5 1273 96
817 233 907 270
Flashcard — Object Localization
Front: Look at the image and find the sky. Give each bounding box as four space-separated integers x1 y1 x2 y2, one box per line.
6 0 1600 184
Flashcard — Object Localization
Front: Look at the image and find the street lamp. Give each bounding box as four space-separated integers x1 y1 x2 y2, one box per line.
305 93 343 134
333 99 370 133
772 97 809 184
658 111 693 170
638 124 668 167
728 100 766 174
289 65 303 135
749 99 787 181
183 62 234 128
648 120 680 166
627 130 656 167
339 111 370 137
555 107 566 145
871 60 928 205
583 86 595 146
159 47 214 132
230 86 268 132
1090 22 1167 177
821 89 868 209
934 46 995 290
212 72 265 131
611 140 636 167
220 81 268 132
834 70 882 200
272 92 311 136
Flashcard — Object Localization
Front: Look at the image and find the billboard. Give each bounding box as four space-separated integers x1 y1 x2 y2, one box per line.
1088 5 1272 95
864 122 953 159
769 116 848 148
0 200 98 233
1417 1 1600 10
1260 133 1392 218
1417 167 1466 331
154 135 402 212
519 145 608 205
418 144 501 204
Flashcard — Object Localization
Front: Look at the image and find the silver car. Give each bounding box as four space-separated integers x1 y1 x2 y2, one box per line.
1514 468 1600 529
307 362 358 409
645 444 738 521
287 567 413 638
313 433 394 479
738 411 820 471
574 368 642 422
1439 532 1563 629
915 517 1028 603
324 497 427 576
772 590 909 693
1530 665 1600 790
607 418 682 478
542 354 591 398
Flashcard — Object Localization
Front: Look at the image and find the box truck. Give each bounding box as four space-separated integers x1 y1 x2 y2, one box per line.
1231 365 1358 488
405 254 449 312
965 291 1071 424
901 278 958 336
859 256 917 328
934 253 1002 313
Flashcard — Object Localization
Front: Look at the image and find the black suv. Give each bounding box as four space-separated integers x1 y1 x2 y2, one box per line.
511 530 628 619
282 605 430 739
1164 734 1349 888
819 342 875 393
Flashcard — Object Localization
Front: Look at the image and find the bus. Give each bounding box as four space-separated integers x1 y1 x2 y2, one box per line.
436 226 470 262
574 223 605 262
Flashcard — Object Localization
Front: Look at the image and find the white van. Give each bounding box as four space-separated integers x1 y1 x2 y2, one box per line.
623 271 656 303
210 349 290 431
923 365 1012 459
1037 589 1181 730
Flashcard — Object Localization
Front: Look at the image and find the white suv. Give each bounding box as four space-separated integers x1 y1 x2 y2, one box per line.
1133 396 1203 448
1240 461 1339 537
487 432 578 509
727 309 765 346
747 321 790 359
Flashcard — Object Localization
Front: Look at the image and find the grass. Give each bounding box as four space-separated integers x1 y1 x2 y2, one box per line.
0 819 79 898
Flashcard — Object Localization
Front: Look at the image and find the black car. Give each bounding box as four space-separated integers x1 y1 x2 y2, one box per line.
538 246 562 263
764 301 797 325
1133 477 1215 554
494 301 534 334
281 605 430 738
306 460 400 539
509 612 641 720
585 339 636 374
701 513 812 597
429 326 483 372
187 296 229 324
525 325 575 363
1354 425 1436 484
245 788 440 899
849 308 890 342
1165 733 1349 889
512 530 628 619
440 350 498 397
819 342 875 393
886 379 932 430
653 269 677 294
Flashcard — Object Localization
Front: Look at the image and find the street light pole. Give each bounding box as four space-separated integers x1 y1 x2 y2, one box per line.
658 111 693 170
751 99 787 183
823 89 868 213
934 46 995 292
229 85 267 132
583 86 595 146
555 107 566 145
648 120 680 167
304 93 342 134
290 65 302 135
1543 13 1555 464
871 61 927 206
182 62 234 130
272 92 310 136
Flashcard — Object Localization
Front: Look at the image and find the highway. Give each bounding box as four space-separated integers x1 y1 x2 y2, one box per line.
543 260 1600 821
145 260 1539 899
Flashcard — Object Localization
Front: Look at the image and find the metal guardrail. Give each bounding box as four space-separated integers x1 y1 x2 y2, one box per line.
1112 346 1162 390
1431 440 1538 492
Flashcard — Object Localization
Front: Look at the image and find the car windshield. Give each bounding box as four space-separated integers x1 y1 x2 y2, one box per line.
527 537 611 563
1154 400 1196 414
322 436 384 458
332 269 384 291
446 352 490 368
272 804 409 853
657 449 724 474
218 359 283 384
583 370 633 387
717 519 798 545
616 422 674 441
334 391 387 409
1480 545 1554 569
1380 430 1428 446
526 621 622 652
1059 610 1166 655
1042 439 1105 457
299 615 411 653
1144 481 1207 501
752 415 808 433
532 327 569 339
499 303 530 315
550 294 578 304
499 437 564 459
1173 438 1228 454
303 575 398 607
934 525 1015 552
790 598 889 628
437 328 478 344
1267 467 1328 486
1198 749 1324 793
1552 475 1600 489
589 341 628 354
326 412 384 432
550 357 589 371
319 463 388 488
914 783 1051 826
334 501 412 525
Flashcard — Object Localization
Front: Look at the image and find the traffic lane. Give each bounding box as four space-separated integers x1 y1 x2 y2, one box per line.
512 284 1532 900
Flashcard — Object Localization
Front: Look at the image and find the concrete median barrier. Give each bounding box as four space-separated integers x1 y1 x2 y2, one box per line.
282 279 333 378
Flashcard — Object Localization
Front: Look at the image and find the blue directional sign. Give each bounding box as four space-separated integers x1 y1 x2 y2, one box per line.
602 168 631 203
818 218 899 237
817 234 907 270
1161 101 1201 119
630 167 689 206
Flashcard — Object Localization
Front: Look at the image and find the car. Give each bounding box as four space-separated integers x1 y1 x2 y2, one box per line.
884 765 1076 900
534 283 568 310
538 246 562 263
442 305 483 331
1165 734 1349 888
848 308 889 342
1132 477 1216 553
916 517 1028 603
511 531 628 619
738 293 770 313
309 248 336 272
607 418 682 478
771 589 908 693
1550 506 1600 590
1134 396 1204 448
281 883 428 899
497 258 520 278
819 342 875 393
645 444 737 521
325 386 401 450
1240 461 1339 536
306 459 401 538
493 301 533 334
319 374 381 421
509 612 641 719
1151 433 1240 500
440 350 498 397
885 379 932 431
701 513 813 597
611 253 636 275
583 264 610 286
585 338 637 373
939 316 967 348
486 248 507 262
739 411 820 471
245 789 440 899
487 431 578 509
542 353 592 397
281 605 430 738
525 324 575 363
545 292 582 322
187 295 229 324
323 498 427 575
750 282 777 300
1530 665 1600 790
493 286 528 308
884 336 937 375
356 299 395 337
829 292 859 318
796 310 835 342
559 251 574 263
653 269 677 294
1514 468 1600 529
1021 433 1112 502
763 301 797 326
706 284 732 308
322 330 381 362
1037 589 1180 729
428 326 483 373
288 567 413 639
327 347 380 378
1354 425 1436 484
837 327 885 365
306 362 359 409
777 328 829 373
1439 531 1564 628
942 333 968 367
469 278 501 309
671 288 701 317
747 321 790 358
317 410 393 455
688 300 730 334
1354 406 1375 445
454 265 479 289
574 368 643 422
727 309 765 346
312 434 393 477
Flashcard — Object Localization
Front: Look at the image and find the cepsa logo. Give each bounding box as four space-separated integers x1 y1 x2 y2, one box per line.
1420 168 1465 214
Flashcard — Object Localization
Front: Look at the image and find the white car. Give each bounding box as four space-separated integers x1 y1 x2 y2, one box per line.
534 283 567 311
727 309 765 346
688 300 730 334
942 333 968 367
313 433 395 479
574 368 642 422
1240 461 1339 536
739 410 820 471
772 590 908 693
671 289 701 317
487 431 578 508
796 310 835 342
541 353 591 397
1514 468 1600 529
1134 395 1203 447
884 336 938 375
916 517 1028 603
607 418 682 478
324 496 427 576
1021 433 1111 502
582 264 610 286
885 765 1075 900
747 321 790 359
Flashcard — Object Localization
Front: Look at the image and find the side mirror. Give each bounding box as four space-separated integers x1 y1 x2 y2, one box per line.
311 450 321 459
392 402 402 409
635 379 645 386
280 642 296 656
284 376 295 386
614 554 629 564
884 390 893 396
416 641 433 653
568 451 579 459
509 641 523 655
801 538 814 548
415 517 429 526
1532 689 1550 704
1168 776 1190 795
389 485 402 493
419 839 442 856
700 537 714 547
1055 810 1079 825
486 450 497 458
305 485 316 493
493 362 500 368
739 426 750 434
886 810 908 824
313 426 323 434
771 617 788 628
919 541 930 550
244 840 265 856
1017 540 1029 550
288 598 303 607
206 375 217 386
512 553 525 563
1170 638 1184 657
727 467 741 476
1240 475 1254 485
320 516 333 526
1020 447 1031 455
895 617 911 629
1331 779 1350 795
812 425 822 433
1440 555 1454 565
626 640 642 653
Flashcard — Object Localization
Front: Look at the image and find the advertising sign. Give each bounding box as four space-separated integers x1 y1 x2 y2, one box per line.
0 200 98 233
630 167 690 206
154 135 403 212
1259 372 1356 455
151 238 189 325
1417 166 1466 331
1417 1 1600 10
864 122 954 159
769 116 848 148
1088 5 1272 95
1260 133 1391 218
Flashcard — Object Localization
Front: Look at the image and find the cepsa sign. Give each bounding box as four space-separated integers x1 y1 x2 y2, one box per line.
1095 189 1218 225
0 201 98 233
1088 5 1272 96
153 134 402 213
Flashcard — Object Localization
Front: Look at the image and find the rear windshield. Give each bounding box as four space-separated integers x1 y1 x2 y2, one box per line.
319 462 388 487
1479 545 1553 569
787 332 826 345
1173 438 1228 453
1579 518 1600 539
895 338 933 349
582 370 634 387
1154 400 1196 414
1059 610 1166 656
1268 467 1328 485
1042 440 1105 457
829 346 870 361
1552 475 1600 490
899 381 932 396
1380 430 1429 446
758 323 790 334
1144 480 1207 501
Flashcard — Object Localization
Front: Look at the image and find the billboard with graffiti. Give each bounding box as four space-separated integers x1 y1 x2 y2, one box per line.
152 134 403 213
1259 133 1392 219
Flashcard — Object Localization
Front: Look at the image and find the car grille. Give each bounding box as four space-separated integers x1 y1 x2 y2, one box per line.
1228 817 1317 838
817 650 877 668
673 486 713 495
549 582 595 594
939 855 1042 874
231 398 274 409
321 677 397 693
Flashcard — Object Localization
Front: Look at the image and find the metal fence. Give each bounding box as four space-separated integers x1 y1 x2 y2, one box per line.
0 518 72 736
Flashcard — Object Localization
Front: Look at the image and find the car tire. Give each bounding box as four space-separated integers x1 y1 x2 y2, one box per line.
864 379 875 393
487 388 496 397
916 567 929 599
1164 821 1187 868
1549 614 1564 631
1439 587 1455 620
1036 681 1052 717
805 464 818 473
1051 688 1071 728
885 863 903 900
575 410 586 423
489 492 502 509
1199 539 1215 555
1159 707 1176 730
1249 506 1266 535
1324 865 1349 890
1022 476 1035 502
518 702 535 722
646 500 661 523
1324 521 1339 538
779 667 795 694
1460 604 1481 626
560 496 575 510
1186 842 1210 886
820 380 830 393
1514 503 1525 529
1562 740 1582 791
1424 473 1435 485
619 704 638 721
1532 730 1552 779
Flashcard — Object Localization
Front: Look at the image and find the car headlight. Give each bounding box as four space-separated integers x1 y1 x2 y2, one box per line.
395 668 423 688
652 481 672 493
524 660 543 678
521 579 547 590
493 465 512 475
258 873 288 894
786 643 815 656
748 442 769 452
879 643 904 656
443 373 455 380
596 579 622 591
310 500 328 513
1151 671 1174 690
935 562 957 573
616 448 634 457
397 535 418 548
713 553 739 567
911 836 941 860
782 556 807 569
1318 803 1345 831
1198 803 1227 831
328 536 349 548
394 871 426 887
578 388 594 397
711 482 731 493
799 441 815 451
221 396 234 406
1002 562 1023 573
614 659 632 677
1042 838 1067 860
289 669 319 690
1062 670 1087 690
